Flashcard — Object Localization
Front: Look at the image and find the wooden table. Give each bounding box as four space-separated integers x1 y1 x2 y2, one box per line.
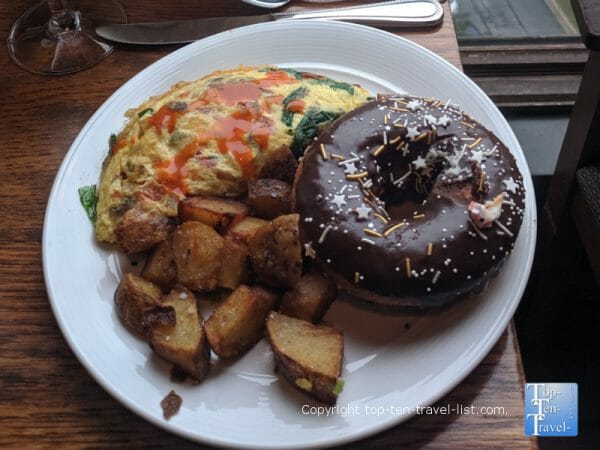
0 1 537 448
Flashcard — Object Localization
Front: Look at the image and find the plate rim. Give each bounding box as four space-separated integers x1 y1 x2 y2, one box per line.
42 20 537 449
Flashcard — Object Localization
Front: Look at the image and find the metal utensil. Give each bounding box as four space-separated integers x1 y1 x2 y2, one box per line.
96 0 444 45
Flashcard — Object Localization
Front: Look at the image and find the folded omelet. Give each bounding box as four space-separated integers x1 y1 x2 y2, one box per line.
96 66 370 243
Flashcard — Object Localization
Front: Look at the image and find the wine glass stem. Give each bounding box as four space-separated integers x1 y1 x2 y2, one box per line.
47 0 80 34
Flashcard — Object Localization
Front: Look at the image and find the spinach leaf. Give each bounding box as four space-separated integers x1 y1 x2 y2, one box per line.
78 185 98 223
281 68 304 80
281 87 308 127
137 107 154 118
314 78 355 95
290 109 341 157
109 133 117 151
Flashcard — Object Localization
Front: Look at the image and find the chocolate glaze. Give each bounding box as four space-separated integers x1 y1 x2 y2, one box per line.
293 97 526 307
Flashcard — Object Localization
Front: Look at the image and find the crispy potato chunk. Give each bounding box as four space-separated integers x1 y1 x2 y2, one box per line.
205 285 279 358
226 216 269 245
258 144 298 183
248 179 292 220
178 196 249 233
149 286 210 381
280 272 337 323
248 214 302 288
266 311 343 404
217 237 249 290
172 221 223 291
115 205 174 254
114 273 163 335
142 240 177 292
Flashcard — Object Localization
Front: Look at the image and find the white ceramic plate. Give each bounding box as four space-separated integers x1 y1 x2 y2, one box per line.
43 21 536 449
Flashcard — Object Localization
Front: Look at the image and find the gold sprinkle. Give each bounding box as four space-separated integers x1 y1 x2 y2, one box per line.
354 272 360 283
396 141 406 151
390 107 410 112
478 172 485 191
468 137 482 149
389 135 402 145
374 213 389 224
346 171 369 180
405 258 412 278
413 213 425 219
383 114 389 125
383 221 408 237
414 132 429 142
320 143 328 160
331 153 345 161
460 121 475 129
373 144 386 157
427 243 433 255
363 228 383 238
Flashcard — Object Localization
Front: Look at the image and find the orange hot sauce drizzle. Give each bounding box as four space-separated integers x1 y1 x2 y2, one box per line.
154 70 298 191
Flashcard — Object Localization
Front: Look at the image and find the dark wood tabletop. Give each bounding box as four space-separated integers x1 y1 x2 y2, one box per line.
0 1 537 448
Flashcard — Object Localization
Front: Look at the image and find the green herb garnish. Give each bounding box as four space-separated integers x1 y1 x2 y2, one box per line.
315 78 355 95
290 108 341 157
78 185 98 223
281 87 308 127
137 107 154 118
281 68 304 80
109 133 117 151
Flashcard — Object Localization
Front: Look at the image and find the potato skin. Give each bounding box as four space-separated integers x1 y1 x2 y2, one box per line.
257 144 298 183
248 179 292 220
142 240 177 292
178 196 249 233
280 272 337 323
226 216 269 245
248 214 302 289
266 311 343 405
115 205 174 254
149 286 210 381
114 273 163 335
217 237 249 290
172 221 224 291
205 285 279 358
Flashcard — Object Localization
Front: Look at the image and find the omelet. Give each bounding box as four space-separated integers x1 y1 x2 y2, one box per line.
96 66 370 244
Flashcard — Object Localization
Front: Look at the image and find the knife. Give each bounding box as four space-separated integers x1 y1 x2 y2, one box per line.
96 0 444 45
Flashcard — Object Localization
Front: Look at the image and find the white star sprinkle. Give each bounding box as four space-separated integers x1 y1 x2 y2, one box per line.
469 149 485 164
354 203 371 220
406 99 422 111
504 177 519 193
424 114 438 126
341 161 358 175
406 126 420 141
304 242 316 259
437 115 451 127
412 155 427 170
331 194 347 209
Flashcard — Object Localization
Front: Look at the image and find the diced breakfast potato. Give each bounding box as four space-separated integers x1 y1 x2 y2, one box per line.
226 216 269 245
266 311 344 405
257 144 298 184
247 179 292 220
149 286 210 381
217 236 249 290
114 273 163 335
205 285 279 358
142 240 177 292
178 196 249 233
172 221 223 291
248 214 302 288
280 272 338 323
115 204 174 254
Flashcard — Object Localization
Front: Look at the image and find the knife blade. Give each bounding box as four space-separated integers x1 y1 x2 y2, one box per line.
95 0 444 45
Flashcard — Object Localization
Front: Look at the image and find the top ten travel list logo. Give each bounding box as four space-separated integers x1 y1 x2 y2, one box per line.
524 383 578 437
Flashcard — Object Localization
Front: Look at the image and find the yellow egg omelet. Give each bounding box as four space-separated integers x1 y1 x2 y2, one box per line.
95 66 369 243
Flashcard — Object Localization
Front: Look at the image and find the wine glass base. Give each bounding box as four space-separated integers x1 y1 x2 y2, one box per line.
8 0 127 76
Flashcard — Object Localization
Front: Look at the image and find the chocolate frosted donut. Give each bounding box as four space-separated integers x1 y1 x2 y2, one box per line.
293 96 526 307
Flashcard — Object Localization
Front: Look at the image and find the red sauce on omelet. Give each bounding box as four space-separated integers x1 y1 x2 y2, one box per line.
153 70 296 192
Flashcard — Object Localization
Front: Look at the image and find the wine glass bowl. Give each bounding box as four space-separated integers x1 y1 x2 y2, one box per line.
8 0 127 75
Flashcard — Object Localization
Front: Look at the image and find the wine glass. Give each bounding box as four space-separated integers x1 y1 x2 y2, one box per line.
8 0 127 75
